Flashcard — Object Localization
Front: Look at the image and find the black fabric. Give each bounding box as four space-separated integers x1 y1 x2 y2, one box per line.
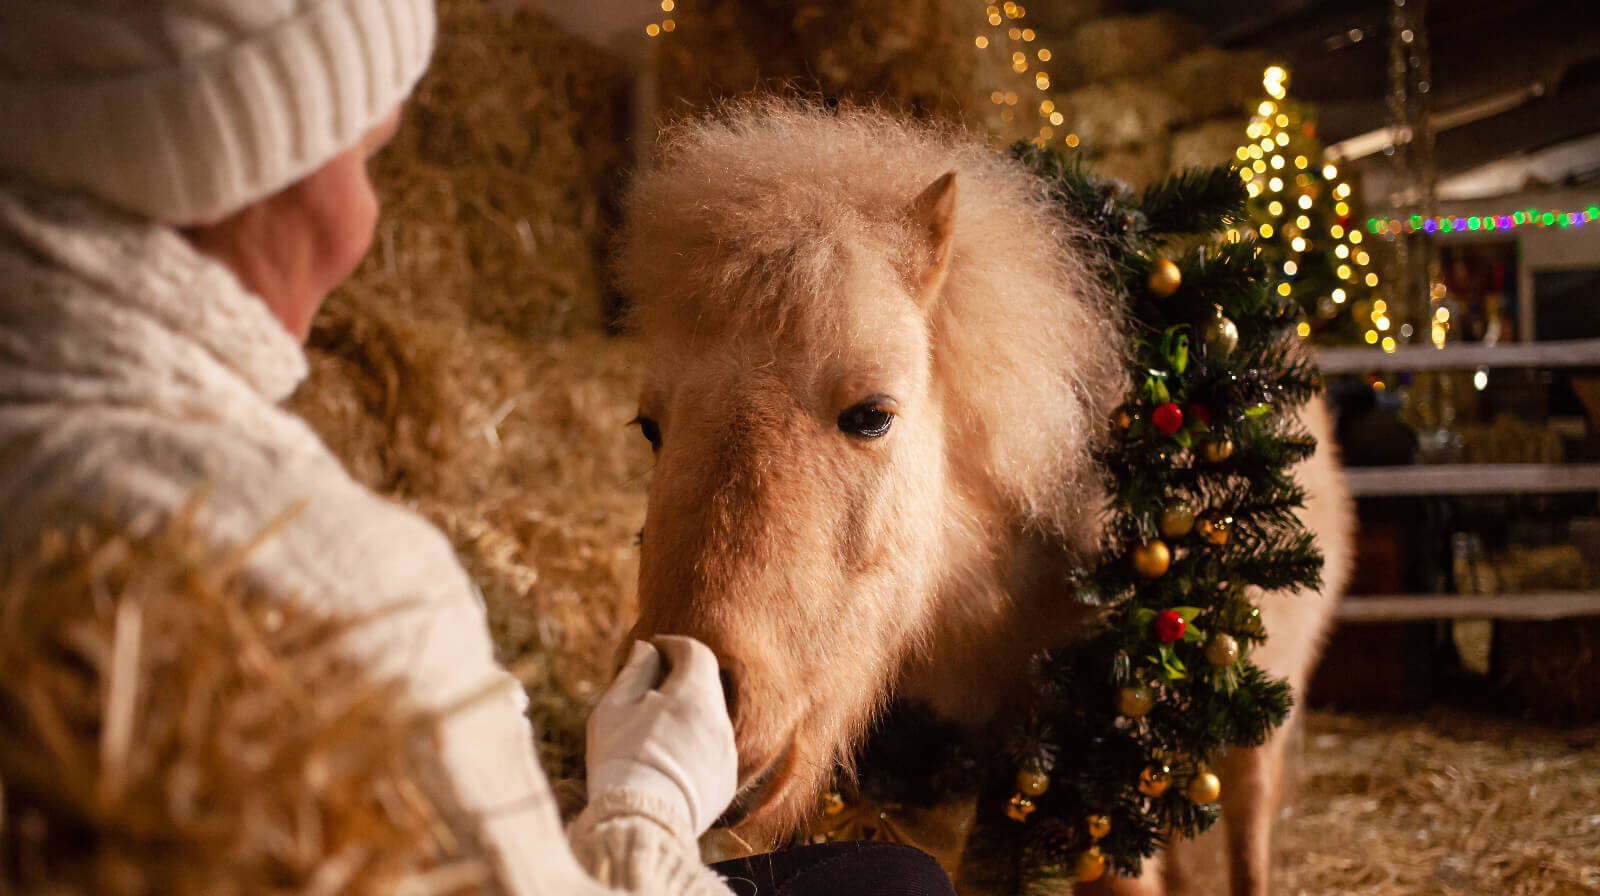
710 841 957 896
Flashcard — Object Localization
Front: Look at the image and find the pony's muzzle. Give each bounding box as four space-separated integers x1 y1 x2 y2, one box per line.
714 736 795 829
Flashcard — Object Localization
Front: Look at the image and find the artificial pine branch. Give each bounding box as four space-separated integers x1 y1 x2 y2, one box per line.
1139 167 1249 235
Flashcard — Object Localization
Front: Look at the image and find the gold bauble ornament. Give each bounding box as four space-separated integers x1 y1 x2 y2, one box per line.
1147 258 1182 298
1138 765 1171 797
1087 814 1111 841
1017 769 1050 797
1186 771 1222 804
823 791 846 815
1159 501 1196 538
1242 606 1264 636
1196 511 1233 546
1118 684 1154 717
1131 539 1171 578
1005 793 1036 822
1201 437 1235 463
1074 847 1108 883
1205 633 1240 667
1202 307 1240 356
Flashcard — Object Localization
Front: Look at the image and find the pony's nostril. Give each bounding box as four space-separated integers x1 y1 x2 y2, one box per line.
719 668 738 720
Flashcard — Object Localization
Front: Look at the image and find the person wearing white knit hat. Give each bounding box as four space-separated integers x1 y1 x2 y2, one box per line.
0 2 744 894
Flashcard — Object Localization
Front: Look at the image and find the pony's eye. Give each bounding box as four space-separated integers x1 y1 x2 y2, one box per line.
633 416 662 451
838 399 895 439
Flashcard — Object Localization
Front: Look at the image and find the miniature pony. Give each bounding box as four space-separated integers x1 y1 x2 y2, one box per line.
616 100 1352 895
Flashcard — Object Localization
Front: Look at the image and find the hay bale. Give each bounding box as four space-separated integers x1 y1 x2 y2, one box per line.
354 0 631 337
1066 13 1203 84
0 510 497 895
1159 47 1274 126
1169 118 1250 171
290 0 647 781
1084 138 1170 190
654 0 984 128
1059 79 1182 150
1022 0 1110 36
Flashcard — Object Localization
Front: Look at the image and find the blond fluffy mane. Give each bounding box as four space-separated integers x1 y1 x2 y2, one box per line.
618 99 1126 539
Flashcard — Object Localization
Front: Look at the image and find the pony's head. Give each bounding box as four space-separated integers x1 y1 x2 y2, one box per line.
616 101 1123 841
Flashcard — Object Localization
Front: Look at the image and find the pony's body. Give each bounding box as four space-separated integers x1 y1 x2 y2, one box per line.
617 101 1352 895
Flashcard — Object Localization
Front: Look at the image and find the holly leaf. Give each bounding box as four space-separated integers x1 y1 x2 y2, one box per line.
1245 403 1273 418
1159 326 1191 376
1182 624 1206 643
1145 374 1171 405
1134 608 1157 627
1157 643 1188 680
1170 606 1204 622
1173 429 1193 448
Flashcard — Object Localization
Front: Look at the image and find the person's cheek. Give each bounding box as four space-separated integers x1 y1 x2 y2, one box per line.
308 152 382 295
335 166 381 282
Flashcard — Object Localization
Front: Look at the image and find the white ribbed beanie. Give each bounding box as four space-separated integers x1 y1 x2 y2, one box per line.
0 0 436 226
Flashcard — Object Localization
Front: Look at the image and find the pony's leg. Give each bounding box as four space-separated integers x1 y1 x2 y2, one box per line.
1158 824 1229 895
1075 854 1165 896
1217 704 1300 896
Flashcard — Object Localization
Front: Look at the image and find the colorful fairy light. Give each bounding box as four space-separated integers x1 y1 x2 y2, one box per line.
1367 206 1599 234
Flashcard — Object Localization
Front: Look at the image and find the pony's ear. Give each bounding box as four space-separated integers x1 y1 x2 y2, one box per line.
907 171 958 305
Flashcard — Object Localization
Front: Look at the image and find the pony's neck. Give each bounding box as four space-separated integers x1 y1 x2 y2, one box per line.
896 518 1103 724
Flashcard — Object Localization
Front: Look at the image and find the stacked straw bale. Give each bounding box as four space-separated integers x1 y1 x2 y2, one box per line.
290 0 648 781
654 0 985 129
0 508 497 895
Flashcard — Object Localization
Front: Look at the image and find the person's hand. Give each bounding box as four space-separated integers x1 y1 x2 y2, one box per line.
585 636 738 836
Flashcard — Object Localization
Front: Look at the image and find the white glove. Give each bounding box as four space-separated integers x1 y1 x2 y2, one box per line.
585 636 738 837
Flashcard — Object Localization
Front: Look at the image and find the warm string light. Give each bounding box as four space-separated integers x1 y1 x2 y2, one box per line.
644 0 676 37
1235 66 1386 346
1382 0 1439 351
973 2 1073 148
1367 206 1600 235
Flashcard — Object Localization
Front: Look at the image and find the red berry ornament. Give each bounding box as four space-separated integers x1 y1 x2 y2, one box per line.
1186 404 1211 427
1154 610 1186 643
1152 403 1183 435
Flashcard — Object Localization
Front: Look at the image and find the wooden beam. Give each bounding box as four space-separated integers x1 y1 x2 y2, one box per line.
1316 338 1600 373
1344 464 1600 496
1338 591 1600 621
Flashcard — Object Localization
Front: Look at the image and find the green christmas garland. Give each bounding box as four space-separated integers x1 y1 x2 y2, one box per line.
825 149 1324 891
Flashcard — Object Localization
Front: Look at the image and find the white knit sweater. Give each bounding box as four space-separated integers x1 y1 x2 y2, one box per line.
0 184 732 896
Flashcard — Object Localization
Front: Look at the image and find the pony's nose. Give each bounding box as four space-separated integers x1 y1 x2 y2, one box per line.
719 667 739 722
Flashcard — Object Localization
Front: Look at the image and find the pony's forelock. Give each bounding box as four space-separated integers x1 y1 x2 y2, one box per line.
617 97 1126 540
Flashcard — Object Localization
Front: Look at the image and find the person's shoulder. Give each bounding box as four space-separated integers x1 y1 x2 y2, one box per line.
0 400 466 594
0 399 314 515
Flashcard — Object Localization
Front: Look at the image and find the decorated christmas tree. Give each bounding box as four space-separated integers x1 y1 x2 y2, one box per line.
838 150 1323 891
1235 66 1388 347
